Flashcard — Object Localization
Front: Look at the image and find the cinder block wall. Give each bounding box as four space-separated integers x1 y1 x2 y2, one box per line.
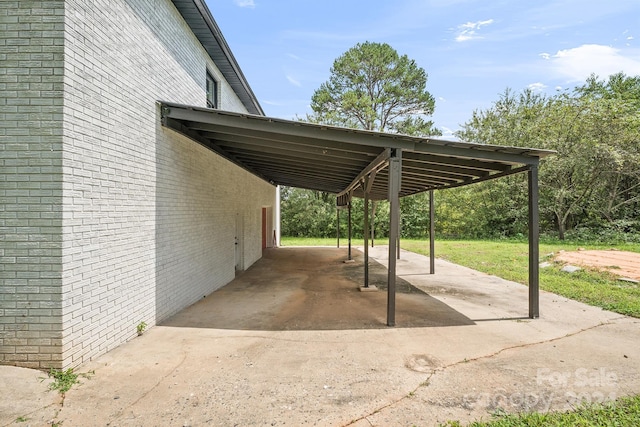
1 0 276 369
0 1 66 368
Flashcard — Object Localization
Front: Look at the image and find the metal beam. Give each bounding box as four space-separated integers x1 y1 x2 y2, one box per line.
411 140 541 165
387 149 402 327
433 165 529 191
260 173 346 190
208 131 377 162
242 156 357 176
402 161 490 179
366 169 378 194
399 169 460 185
337 192 351 207
403 151 512 173
163 105 418 150
223 143 371 168
528 164 540 318
337 149 390 198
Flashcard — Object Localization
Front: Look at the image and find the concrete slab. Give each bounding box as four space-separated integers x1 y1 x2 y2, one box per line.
2 246 638 427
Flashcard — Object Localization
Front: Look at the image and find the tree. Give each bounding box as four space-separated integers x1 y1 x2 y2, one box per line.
280 187 337 238
577 72 640 109
281 42 441 239
309 41 440 136
457 75 640 240
574 73 640 225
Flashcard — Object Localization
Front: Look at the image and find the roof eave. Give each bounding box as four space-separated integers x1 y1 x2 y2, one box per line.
171 0 264 116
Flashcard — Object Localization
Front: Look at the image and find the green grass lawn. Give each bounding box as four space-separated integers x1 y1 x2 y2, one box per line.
280 237 640 318
401 239 640 318
280 236 367 247
440 395 640 427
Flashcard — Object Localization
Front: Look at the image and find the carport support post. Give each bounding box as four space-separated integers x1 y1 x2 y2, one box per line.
371 201 376 248
337 208 340 248
387 149 402 327
348 201 353 261
364 177 370 287
429 190 435 274
528 164 540 318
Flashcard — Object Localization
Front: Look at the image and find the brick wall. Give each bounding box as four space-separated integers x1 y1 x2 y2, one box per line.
1 0 276 369
0 1 65 369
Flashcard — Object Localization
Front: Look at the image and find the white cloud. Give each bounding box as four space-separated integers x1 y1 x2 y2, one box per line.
438 96 446 102
550 44 640 81
455 19 494 42
528 82 547 92
234 0 255 8
539 52 550 60
439 126 458 139
286 75 301 87
628 36 635 40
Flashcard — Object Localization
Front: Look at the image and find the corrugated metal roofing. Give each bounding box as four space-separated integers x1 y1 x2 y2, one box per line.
160 102 554 203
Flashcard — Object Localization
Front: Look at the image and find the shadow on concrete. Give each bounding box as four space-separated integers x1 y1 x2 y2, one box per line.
161 247 474 330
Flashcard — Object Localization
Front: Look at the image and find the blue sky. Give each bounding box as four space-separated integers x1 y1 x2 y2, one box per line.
206 0 640 138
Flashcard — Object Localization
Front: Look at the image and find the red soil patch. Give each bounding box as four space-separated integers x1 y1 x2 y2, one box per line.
554 249 640 280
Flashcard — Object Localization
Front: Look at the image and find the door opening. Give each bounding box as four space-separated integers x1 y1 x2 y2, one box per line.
235 214 243 272
261 208 267 251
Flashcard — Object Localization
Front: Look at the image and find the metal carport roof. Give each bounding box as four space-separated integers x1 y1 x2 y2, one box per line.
159 101 554 325
159 102 553 202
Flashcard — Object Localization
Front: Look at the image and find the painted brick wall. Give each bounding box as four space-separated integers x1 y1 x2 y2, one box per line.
1 0 276 369
0 1 65 369
59 0 275 368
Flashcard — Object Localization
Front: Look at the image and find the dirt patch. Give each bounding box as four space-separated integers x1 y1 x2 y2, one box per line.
554 249 640 280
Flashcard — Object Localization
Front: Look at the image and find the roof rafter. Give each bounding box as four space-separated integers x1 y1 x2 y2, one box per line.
160 102 554 200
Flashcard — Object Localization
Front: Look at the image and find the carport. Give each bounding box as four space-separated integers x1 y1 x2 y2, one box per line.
159 102 554 325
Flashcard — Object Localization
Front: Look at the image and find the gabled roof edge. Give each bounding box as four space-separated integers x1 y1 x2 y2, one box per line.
172 0 264 116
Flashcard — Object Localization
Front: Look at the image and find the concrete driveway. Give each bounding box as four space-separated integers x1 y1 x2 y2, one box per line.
2 246 639 426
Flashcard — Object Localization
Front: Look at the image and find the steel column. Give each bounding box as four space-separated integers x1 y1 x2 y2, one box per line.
371 201 376 247
528 165 540 318
429 190 435 274
337 207 340 248
387 149 402 327
364 177 370 287
348 201 352 261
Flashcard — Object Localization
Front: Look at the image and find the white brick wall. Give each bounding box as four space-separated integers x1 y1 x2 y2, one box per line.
0 1 65 369
1 0 276 369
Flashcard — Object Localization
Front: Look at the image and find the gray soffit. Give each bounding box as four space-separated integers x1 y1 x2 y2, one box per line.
160 102 554 202
171 0 264 116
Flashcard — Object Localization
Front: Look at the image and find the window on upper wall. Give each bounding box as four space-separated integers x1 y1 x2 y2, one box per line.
206 70 218 108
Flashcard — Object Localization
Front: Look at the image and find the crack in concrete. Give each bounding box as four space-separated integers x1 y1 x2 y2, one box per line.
441 319 622 370
210 333 391 345
0 402 60 427
342 318 624 426
107 350 189 423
